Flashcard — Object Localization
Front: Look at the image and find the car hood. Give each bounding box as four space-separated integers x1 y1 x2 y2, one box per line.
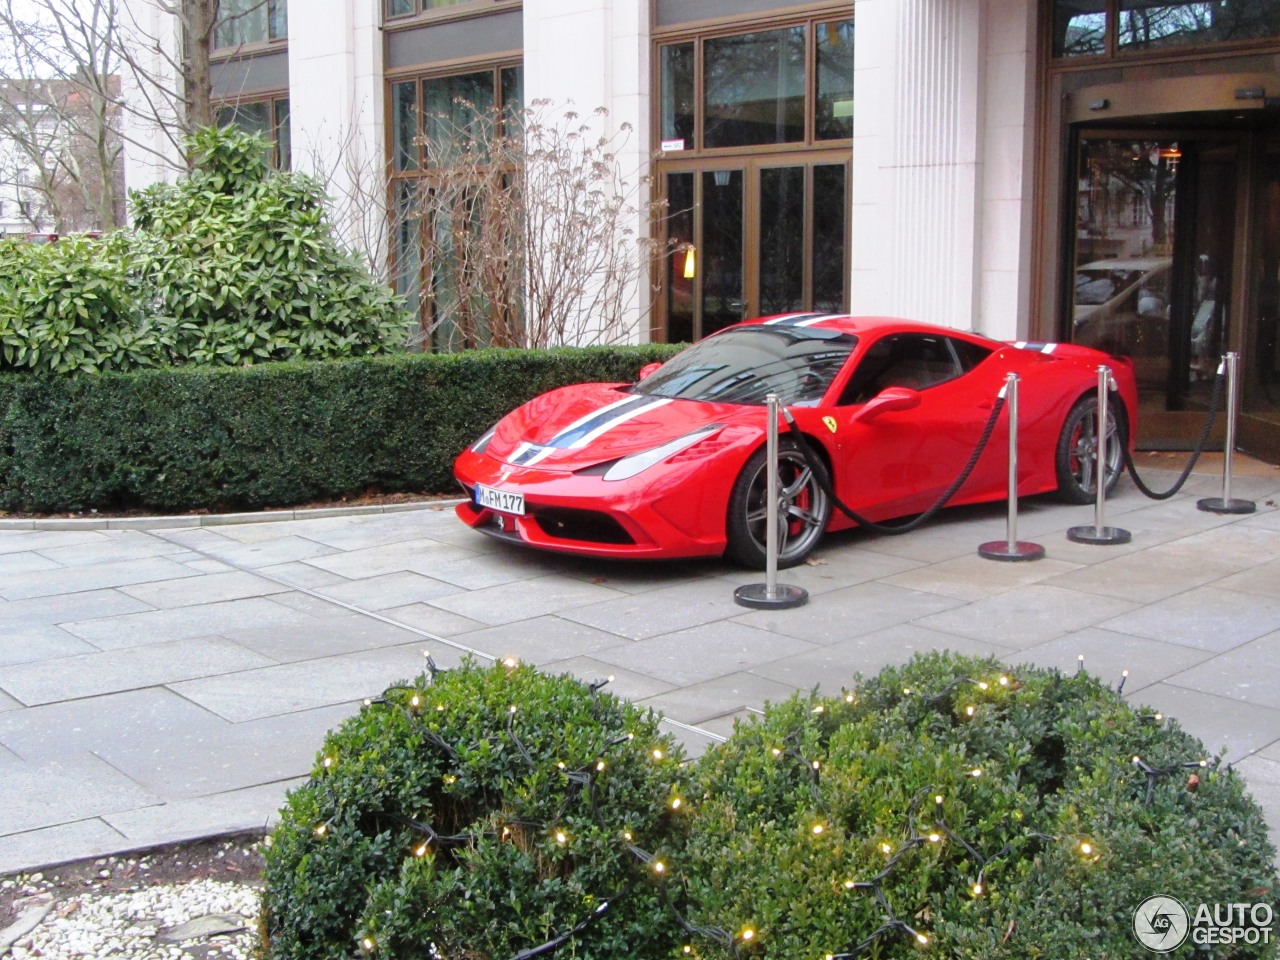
484 383 756 471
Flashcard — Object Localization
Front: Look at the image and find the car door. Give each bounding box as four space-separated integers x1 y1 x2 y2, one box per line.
825 332 1004 521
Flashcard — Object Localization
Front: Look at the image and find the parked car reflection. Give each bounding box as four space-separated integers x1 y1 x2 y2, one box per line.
1073 256 1172 389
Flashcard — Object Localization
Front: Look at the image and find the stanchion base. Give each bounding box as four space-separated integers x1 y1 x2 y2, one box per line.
734 582 809 610
978 540 1046 562
1066 525 1132 545
1197 497 1256 515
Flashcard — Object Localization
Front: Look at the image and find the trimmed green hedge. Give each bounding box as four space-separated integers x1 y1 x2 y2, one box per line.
0 344 681 514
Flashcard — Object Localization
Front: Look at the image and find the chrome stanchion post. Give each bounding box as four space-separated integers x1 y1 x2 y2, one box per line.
735 394 809 610
980 373 1045 562
1198 352 1256 515
1067 365 1131 545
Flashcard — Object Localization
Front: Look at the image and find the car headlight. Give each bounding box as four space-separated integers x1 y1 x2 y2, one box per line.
602 425 724 481
470 425 498 454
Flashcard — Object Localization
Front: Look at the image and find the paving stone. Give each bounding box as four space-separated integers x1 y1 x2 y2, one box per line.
287 512 444 551
0 687 228 764
97 702 360 800
0 636 275 706
694 709 757 743
1214 558 1280 600
119 570 292 608
637 672 800 726
0 753 160 834
103 778 307 848
1161 632 1280 710
60 596 320 651
0 556 201 601
1039 548 1242 604
168 644 462 722
566 558 733 596
657 718 724 761
315 571 466 610
715 547 926 597
595 621 817 686
0 530 109 556
418 550 570 590
0 552 62 576
1231 755 1280 847
36 533 189 567
0 689 19 713
0 589 153 627
0 819 128 876
1016 628 1212 694
301 538 477 580
378 603 489 639
732 581 965 646
440 616 626 666
184 535 344 569
749 623 1018 693
257 561 353 589
1158 523 1280 570
224 613 427 663
1098 586 1280 653
0 624 97 666
429 575 628 627
557 579 753 641
535 656 675 702
913 584 1140 650
881 554 1082 602
1127 683 1280 760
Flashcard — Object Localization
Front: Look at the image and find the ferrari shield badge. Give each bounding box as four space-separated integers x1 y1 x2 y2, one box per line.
823 416 838 434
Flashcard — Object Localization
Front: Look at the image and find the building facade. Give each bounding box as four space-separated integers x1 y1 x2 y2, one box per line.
120 0 1280 462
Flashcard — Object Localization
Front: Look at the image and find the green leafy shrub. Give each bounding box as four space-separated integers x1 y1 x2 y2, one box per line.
259 659 691 960
0 125 409 374
0 342 680 513
681 652 1278 959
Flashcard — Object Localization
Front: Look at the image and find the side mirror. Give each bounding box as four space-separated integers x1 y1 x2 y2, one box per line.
637 362 663 381
852 386 921 424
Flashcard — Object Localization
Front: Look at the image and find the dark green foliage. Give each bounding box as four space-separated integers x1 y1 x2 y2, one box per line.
682 652 1278 960
0 343 680 513
0 125 408 374
259 659 691 960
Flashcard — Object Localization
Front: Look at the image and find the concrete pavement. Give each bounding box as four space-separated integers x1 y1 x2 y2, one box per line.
1 456 1279 874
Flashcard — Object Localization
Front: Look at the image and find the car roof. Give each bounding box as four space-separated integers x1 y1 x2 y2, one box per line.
736 313 999 344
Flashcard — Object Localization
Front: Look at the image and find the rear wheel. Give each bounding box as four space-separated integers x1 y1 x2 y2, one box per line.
1055 395 1124 504
725 441 832 569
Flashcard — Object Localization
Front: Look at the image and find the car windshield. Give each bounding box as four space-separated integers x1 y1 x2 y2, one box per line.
634 326 857 406
1074 268 1145 306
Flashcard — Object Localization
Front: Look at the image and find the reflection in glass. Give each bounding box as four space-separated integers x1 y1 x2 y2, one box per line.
500 66 524 128
392 82 418 171
214 100 270 139
759 167 805 315
213 0 286 47
387 0 415 16
666 173 695 344
635 326 856 407
815 20 854 140
813 165 847 312
1052 0 1106 56
701 170 745 335
661 43 695 148
274 98 290 170
393 180 422 325
1070 140 1179 393
704 28 805 148
1118 0 1280 48
1249 141 1280 419
423 71 493 163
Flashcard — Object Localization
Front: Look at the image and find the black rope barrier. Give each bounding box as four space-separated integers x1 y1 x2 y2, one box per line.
784 393 1007 536
1122 369 1225 500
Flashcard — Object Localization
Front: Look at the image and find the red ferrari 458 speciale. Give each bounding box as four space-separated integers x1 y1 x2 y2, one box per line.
454 315 1138 568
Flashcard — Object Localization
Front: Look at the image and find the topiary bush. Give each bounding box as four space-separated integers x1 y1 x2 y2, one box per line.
259 659 692 960
680 651 1278 959
0 125 409 375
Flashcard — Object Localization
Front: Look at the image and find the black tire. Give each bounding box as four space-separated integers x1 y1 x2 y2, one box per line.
725 440 832 569
1055 395 1124 504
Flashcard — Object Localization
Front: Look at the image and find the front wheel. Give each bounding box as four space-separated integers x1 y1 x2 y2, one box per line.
1055 395 1125 504
725 441 832 569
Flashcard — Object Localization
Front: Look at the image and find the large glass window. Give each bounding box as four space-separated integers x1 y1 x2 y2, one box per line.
214 97 290 169
214 0 286 49
704 27 806 148
815 20 855 141
386 0 495 19
1053 0 1280 56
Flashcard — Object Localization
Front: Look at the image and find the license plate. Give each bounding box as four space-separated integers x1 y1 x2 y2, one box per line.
475 483 525 516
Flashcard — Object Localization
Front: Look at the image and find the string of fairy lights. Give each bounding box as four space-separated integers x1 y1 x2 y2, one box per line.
287 652 1216 960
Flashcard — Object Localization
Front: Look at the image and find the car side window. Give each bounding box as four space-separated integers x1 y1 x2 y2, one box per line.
837 334 964 405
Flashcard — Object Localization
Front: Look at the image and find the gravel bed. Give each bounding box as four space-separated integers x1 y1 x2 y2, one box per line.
1 838 265 960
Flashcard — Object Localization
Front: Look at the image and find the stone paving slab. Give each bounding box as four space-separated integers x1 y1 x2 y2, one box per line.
1 753 161 835
1 473 1279 874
